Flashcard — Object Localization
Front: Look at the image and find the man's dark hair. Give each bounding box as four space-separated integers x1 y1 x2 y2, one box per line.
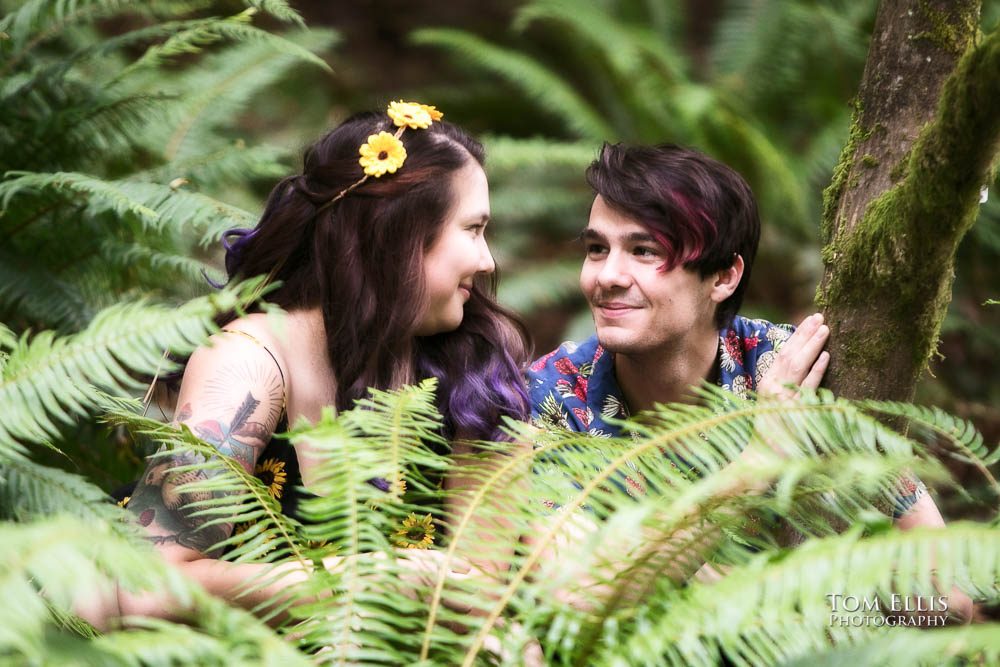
585 142 761 329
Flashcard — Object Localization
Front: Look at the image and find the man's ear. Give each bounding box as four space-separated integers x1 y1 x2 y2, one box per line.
709 254 744 304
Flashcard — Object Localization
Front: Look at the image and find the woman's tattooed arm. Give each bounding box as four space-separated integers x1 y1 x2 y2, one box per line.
128 338 285 557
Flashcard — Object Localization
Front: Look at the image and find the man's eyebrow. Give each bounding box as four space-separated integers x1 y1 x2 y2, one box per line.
625 231 658 244
579 228 659 245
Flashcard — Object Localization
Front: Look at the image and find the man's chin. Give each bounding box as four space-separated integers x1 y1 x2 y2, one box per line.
594 325 642 353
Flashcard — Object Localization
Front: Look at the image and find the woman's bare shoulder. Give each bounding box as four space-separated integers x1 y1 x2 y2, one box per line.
219 309 334 422
213 310 311 379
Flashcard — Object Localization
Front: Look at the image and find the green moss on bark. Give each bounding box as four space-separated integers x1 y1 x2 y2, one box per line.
911 0 978 55
821 25 1000 388
820 103 870 244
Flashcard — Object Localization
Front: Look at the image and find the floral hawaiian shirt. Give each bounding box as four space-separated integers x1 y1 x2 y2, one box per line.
527 316 793 435
526 315 924 517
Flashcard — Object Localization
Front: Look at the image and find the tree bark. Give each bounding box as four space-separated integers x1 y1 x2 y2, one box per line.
818 0 1000 401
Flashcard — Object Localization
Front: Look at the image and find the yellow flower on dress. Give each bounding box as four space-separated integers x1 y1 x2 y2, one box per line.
419 103 444 122
359 131 407 177
387 100 433 129
255 458 287 500
393 512 435 549
232 521 252 538
231 520 274 554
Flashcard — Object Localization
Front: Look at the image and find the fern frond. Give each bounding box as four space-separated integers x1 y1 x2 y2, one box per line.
699 103 812 236
0 87 168 173
92 616 311 667
609 524 1000 666
344 378 450 496
449 387 953 665
0 515 182 658
541 450 937 664
513 0 646 75
133 141 289 190
0 249 93 331
483 136 595 172
416 426 549 662
125 27 335 163
0 322 15 350
115 10 330 82
862 400 998 467
0 516 306 665
780 625 1000 667
108 381 457 653
0 0 132 71
281 390 457 662
243 0 305 26
0 456 138 541
97 239 216 287
490 185 588 224
0 279 262 458
0 172 256 243
411 28 613 140
1 171 157 222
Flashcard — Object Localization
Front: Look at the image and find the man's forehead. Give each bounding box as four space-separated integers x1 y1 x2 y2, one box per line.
585 196 656 239
581 218 658 244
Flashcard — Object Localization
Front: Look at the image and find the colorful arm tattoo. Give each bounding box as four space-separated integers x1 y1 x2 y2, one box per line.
128 357 284 555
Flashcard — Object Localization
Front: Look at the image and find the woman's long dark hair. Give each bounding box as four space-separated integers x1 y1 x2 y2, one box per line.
221 112 531 441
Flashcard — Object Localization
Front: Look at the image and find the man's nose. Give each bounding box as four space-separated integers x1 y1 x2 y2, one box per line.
596 251 631 289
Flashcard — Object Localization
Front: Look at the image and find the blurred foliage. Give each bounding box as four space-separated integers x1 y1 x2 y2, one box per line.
0 0 335 485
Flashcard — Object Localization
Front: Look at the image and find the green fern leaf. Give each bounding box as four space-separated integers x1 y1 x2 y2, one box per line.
411 28 613 140
0 279 262 457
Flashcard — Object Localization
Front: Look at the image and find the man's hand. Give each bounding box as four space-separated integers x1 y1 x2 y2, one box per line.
757 313 830 399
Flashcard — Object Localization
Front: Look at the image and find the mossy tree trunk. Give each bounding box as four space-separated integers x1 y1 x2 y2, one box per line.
818 0 1000 401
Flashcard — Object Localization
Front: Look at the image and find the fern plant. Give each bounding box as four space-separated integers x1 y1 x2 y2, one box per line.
0 0 336 483
7 373 997 665
0 0 336 333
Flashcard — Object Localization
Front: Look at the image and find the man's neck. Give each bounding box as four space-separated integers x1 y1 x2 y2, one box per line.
613 327 719 415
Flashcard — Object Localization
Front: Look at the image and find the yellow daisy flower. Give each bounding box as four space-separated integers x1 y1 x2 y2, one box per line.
387 100 433 129
255 458 287 500
393 512 435 550
359 131 407 177
419 103 444 121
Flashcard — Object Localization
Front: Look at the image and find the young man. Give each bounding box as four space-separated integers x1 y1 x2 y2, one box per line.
527 142 943 528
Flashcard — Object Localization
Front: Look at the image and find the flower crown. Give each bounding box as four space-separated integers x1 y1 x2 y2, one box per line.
318 101 443 212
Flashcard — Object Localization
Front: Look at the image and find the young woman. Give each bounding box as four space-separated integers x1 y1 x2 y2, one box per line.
83 102 532 627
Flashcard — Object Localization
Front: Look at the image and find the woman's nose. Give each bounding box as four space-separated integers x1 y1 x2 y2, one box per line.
478 239 496 274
